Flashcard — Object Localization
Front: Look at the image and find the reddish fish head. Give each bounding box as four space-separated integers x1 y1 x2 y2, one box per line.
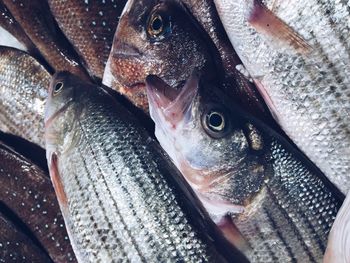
146 73 269 216
103 0 218 111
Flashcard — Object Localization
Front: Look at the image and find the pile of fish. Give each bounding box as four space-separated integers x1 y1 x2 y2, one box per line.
0 0 349 262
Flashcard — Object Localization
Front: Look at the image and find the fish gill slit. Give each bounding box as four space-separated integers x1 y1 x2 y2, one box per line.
265 185 319 262
76 146 128 261
78 120 147 263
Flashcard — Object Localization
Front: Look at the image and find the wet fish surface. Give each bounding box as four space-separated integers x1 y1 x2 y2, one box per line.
0 0 39 54
45 71 248 262
104 0 220 111
0 140 77 263
214 0 350 195
0 209 52 263
2 0 89 79
49 0 127 79
146 73 343 262
0 46 49 148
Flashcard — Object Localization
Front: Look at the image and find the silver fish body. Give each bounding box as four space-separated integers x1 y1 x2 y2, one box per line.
146 74 343 262
0 46 50 148
214 0 350 195
45 72 247 263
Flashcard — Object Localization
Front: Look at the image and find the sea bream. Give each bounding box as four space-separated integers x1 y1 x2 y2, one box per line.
146 72 343 262
103 0 269 120
0 140 77 263
48 0 127 79
45 71 248 262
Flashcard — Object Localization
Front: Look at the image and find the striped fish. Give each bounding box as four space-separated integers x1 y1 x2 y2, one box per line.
45 71 247 262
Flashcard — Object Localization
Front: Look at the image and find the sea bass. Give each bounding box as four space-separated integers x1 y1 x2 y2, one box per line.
48 0 127 79
213 0 350 195
2 0 89 79
0 46 50 148
45 71 248 262
0 140 77 263
146 73 343 262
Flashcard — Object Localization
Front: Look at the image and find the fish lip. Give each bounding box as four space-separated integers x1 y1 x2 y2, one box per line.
44 98 74 129
112 41 142 58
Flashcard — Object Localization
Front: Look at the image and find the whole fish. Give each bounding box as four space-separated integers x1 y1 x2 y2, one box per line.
146 73 343 262
103 0 220 111
0 46 49 148
45 71 248 262
0 209 52 262
0 140 77 263
2 0 89 79
48 0 127 79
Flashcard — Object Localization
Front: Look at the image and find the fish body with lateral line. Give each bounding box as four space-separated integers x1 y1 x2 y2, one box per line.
146 73 343 262
45 71 248 262
0 46 50 148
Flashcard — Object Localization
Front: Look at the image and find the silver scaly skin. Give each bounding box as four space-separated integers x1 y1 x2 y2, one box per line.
44 71 247 263
0 46 50 148
213 0 350 195
146 74 343 262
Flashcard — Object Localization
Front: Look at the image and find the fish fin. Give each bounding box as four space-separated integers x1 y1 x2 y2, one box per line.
248 0 311 54
49 153 68 210
217 216 250 253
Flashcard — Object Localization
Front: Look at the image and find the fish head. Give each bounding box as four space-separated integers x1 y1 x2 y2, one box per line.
103 0 217 111
45 71 87 160
146 72 268 213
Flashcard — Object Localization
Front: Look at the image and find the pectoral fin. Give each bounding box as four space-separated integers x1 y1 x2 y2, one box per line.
248 0 311 54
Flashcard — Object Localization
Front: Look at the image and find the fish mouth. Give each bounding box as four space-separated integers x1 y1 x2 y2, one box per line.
145 72 199 127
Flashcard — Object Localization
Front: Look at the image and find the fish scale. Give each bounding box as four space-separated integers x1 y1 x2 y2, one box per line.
0 46 49 148
214 0 350 195
45 72 247 262
48 0 127 79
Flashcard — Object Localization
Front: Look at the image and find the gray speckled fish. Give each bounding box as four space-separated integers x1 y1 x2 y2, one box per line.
0 140 77 263
48 0 126 79
0 46 50 148
146 73 343 262
2 0 89 79
0 210 52 263
45 71 248 262
214 0 350 195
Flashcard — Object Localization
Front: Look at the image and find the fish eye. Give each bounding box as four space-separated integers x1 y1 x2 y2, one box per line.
202 108 230 138
53 82 64 96
207 111 225 131
147 11 171 39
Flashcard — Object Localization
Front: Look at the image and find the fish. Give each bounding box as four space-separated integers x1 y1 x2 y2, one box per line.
103 0 220 111
0 46 50 148
104 0 270 120
0 209 52 263
45 71 248 262
0 140 77 263
145 72 343 262
0 0 39 55
2 0 89 79
213 0 350 195
48 0 127 80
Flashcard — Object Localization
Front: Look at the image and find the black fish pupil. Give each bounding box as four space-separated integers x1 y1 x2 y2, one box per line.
54 82 63 93
209 113 223 129
152 16 163 31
